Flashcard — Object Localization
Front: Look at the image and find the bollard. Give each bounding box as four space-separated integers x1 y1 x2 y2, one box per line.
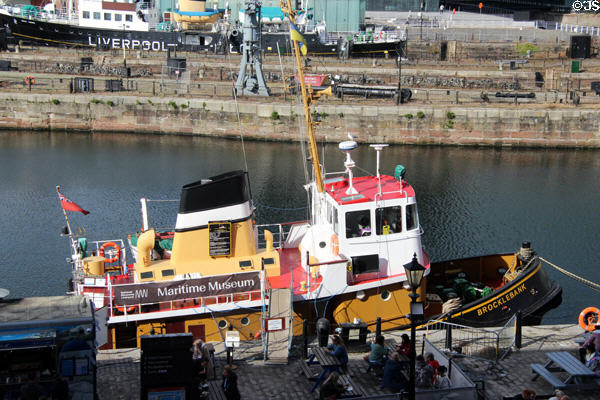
445 324 452 350
515 311 522 349
303 319 308 359
375 317 381 339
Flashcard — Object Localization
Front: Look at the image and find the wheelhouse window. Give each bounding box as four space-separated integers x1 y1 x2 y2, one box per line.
115 13 122 21
406 204 418 231
104 13 111 21
125 14 133 22
332 208 339 235
345 210 371 238
82 11 90 19
375 206 402 235
93 12 101 20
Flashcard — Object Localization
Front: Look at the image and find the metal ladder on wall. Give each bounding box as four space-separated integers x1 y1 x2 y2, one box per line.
264 288 292 364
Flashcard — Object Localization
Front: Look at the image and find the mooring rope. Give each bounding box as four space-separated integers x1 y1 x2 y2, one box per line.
539 257 600 292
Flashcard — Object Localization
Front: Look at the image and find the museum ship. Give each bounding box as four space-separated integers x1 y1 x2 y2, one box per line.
58 0 561 349
0 0 405 57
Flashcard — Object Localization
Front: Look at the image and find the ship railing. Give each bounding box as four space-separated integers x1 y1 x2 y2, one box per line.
105 284 264 318
255 221 304 250
425 313 517 361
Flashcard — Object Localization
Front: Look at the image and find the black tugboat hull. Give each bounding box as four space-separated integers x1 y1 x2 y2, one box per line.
0 13 404 57
428 255 563 328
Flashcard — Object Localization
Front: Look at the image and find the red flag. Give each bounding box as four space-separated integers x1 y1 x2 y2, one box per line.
58 190 90 215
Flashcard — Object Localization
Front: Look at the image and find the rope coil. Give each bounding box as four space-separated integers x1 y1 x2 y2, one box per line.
539 257 600 292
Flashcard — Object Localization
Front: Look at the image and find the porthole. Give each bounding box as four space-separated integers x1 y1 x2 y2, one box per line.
218 319 228 329
241 317 250 326
381 290 391 301
319 241 326 248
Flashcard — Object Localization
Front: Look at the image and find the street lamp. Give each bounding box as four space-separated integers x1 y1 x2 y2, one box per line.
419 1 425 41
403 253 425 400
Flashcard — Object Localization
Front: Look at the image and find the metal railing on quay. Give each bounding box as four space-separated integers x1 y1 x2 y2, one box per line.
425 313 518 361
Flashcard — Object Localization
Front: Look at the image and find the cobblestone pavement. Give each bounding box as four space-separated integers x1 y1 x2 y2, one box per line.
96 324 600 400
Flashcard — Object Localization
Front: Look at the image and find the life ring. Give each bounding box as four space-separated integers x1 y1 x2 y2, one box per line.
25 76 35 85
99 242 120 263
578 307 600 332
116 305 136 314
331 234 339 256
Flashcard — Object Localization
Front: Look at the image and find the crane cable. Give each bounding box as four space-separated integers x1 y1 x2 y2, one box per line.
539 257 600 292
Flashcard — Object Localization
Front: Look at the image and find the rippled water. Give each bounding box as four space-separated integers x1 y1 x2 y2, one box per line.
1 131 598 325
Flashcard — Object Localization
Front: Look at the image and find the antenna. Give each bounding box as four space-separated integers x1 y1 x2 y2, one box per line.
339 136 358 195
370 144 388 197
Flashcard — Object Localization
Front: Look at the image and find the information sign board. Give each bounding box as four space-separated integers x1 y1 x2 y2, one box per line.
209 221 231 257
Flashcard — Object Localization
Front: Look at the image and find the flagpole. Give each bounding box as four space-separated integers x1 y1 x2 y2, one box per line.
57 185 78 258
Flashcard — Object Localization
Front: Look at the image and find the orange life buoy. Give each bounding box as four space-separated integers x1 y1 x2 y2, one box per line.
115 305 136 314
99 241 121 264
25 76 35 85
578 307 600 332
331 234 339 256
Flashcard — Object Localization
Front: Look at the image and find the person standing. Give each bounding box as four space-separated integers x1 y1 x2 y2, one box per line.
415 355 433 390
222 365 241 400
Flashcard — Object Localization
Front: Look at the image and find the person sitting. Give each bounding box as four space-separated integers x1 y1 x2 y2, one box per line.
584 343 600 375
319 371 347 400
425 352 439 382
326 335 349 372
415 355 434 390
364 335 387 373
579 330 600 363
358 217 371 236
434 365 451 389
381 352 406 392
396 334 411 358
222 365 240 400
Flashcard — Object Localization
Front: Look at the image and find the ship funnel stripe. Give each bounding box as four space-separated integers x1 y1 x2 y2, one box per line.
175 202 252 231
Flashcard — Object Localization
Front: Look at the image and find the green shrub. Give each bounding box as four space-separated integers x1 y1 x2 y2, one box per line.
446 111 455 120
202 101 207 109
147 99 153 105
443 120 454 129
416 111 425 119
51 99 60 105
404 113 413 119
319 112 329 118
136 99 142 105
169 101 178 110
106 100 114 107
91 99 103 104
180 103 188 109
338 112 344 118
516 43 538 56
290 110 296 121
270 111 280 120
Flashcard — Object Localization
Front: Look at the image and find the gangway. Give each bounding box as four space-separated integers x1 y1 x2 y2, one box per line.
264 288 292 364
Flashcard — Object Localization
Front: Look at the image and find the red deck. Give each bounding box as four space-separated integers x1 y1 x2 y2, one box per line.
325 175 415 205
268 247 322 294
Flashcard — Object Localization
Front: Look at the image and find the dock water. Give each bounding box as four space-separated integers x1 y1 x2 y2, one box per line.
96 323 599 399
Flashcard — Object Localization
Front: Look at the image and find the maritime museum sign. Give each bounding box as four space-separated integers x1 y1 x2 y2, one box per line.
113 271 261 306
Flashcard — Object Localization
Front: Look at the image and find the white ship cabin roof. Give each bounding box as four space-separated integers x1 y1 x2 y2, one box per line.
78 0 158 31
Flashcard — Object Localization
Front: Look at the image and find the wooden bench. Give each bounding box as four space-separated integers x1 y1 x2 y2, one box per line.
298 360 319 380
208 380 226 400
314 373 364 399
530 363 567 389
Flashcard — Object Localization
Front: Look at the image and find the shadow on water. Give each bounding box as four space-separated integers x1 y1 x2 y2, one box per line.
0 131 598 325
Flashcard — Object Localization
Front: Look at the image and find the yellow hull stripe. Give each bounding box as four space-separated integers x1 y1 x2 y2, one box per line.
14 32 94 47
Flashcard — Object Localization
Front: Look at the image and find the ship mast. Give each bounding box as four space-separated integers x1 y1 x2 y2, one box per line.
280 0 328 193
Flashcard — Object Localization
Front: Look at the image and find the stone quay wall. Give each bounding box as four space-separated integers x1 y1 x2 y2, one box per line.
0 92 599 148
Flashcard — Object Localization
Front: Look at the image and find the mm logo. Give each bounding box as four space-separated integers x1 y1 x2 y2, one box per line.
476 283 526 316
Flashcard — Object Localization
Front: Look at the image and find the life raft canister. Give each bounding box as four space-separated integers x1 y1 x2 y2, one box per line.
99 241 121 263
578 306 600 332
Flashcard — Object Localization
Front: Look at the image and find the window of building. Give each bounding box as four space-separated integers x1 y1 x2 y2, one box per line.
93 12 100 20
115 13 122 21
104 13 111 21
345 210 371 238
125 14 133 22
406 204 418 231
82 11 90 19
375 206 402 235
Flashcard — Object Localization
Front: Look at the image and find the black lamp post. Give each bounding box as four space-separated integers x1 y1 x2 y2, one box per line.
403 253 425 400
419 1 425 41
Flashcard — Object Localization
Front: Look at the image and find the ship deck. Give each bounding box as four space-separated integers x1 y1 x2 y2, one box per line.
267 247 322 294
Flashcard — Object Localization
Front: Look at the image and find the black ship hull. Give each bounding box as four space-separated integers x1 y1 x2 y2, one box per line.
0 13 404 58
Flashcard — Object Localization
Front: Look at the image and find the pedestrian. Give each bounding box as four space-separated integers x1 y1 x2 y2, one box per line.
319 371 347 399
579 330 600 363
326 335 348 371
415 355 433 390
396 334 411 357
222 365 241 400
425 352 439 381
363 335 386 368
434 365 451 388
440 4 444 13
381 352 406 392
